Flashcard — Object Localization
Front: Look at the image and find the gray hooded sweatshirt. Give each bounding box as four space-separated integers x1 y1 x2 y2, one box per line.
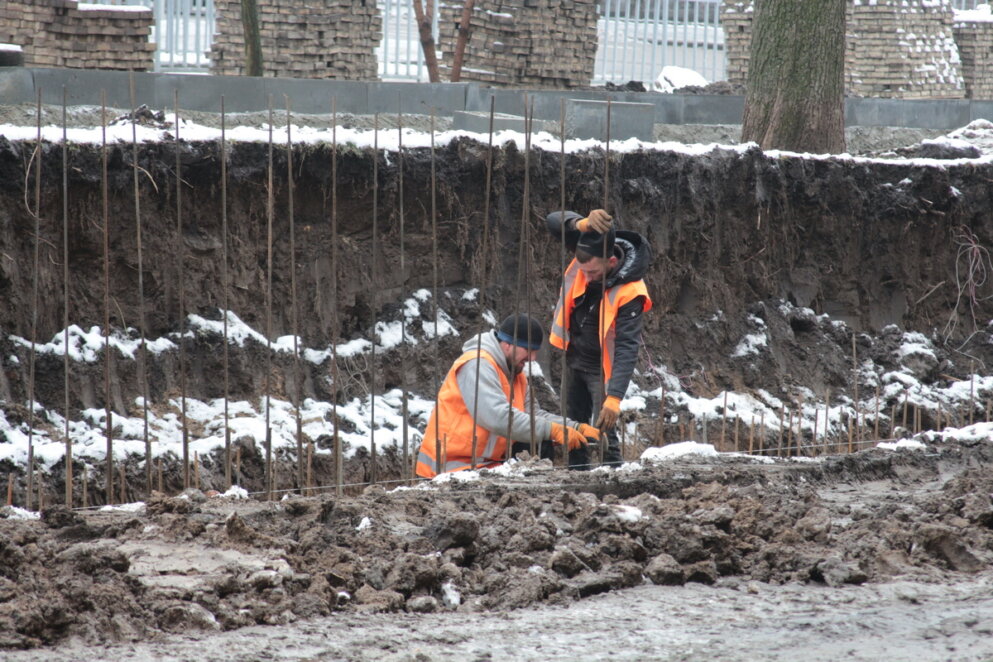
454 330 577 442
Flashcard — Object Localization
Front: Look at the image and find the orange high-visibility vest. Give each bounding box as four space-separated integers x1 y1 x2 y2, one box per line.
416 347 527 479
549 258 652 383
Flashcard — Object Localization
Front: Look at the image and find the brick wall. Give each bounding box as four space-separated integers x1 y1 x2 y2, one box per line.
953 16 993 100
723 0 967 99
208 0 381 79
438 0 598 88
0 0 154 71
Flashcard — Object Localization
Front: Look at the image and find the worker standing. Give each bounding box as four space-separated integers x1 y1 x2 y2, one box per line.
416 314 600 478
546 209 653 468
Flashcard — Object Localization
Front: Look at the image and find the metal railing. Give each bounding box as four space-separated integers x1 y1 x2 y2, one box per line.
106 0 214 72
595 0 724 85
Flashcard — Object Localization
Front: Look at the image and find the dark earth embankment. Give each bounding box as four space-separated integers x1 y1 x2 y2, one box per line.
2 116 993 654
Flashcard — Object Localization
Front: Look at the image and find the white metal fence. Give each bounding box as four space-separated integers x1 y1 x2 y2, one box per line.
108 0 214 72
111 0 988 83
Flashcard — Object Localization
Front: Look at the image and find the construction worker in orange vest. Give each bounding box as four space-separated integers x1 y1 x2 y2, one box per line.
416 314 600 479
547 209 653 468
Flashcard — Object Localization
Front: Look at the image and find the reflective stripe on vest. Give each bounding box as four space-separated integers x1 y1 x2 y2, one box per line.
415 347 527 479
549 257 652 384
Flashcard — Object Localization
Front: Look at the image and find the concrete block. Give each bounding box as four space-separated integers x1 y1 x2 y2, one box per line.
367 81 468 116
0 66 33 103
453 110 527 133
565 99 654 141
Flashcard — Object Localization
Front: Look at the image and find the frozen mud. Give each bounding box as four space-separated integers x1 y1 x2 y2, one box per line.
2 439 993 659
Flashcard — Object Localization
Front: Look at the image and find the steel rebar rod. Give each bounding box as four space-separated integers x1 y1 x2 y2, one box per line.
129 74 151 495
430 109 441 476
265 98 274 501
102 93 114 504
26 89 42 510
506 94 530 462
469 97 496 472
62 87 72 506
369 113 379 482
558 99 568 467
598 101 612 466
286 97 304 494
331 98 343 495
221 96 232 489
398 102 410 480
175 90 189 491
524 99 537 456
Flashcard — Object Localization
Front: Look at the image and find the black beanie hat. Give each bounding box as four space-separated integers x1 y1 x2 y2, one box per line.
497 314 544 351
576 225 616 258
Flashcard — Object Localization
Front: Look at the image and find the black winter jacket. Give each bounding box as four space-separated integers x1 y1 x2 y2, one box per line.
546 211 652 398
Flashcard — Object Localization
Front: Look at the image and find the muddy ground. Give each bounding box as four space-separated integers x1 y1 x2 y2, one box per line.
2 440 993 659
2 102 993 657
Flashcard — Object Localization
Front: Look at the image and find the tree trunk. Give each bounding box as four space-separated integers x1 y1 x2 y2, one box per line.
411 0 441 83
240 0 263 77
741 0 846 153
450 0 477 82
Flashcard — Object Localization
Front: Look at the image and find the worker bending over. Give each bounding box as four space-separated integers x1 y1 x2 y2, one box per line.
416 314 599 478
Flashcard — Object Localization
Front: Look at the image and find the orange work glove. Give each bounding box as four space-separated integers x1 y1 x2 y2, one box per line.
595 396 621 431
576 423 601 442
575 209 612 234
551 422 587 450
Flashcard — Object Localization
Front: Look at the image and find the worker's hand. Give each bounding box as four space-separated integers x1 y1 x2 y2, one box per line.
595 396 622 431
551 422 587 450
575 209 612 234
575 423 601 442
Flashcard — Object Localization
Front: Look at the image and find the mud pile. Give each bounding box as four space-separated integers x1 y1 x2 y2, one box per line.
2 439 992 648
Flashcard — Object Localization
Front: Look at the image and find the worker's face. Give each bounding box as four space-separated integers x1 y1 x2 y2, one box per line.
503 343 538 374
578 255 617 283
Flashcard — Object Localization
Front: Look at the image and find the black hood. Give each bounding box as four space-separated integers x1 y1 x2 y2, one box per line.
605 230 651 289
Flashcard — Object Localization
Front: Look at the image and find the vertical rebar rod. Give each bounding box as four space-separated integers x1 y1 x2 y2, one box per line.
852 333 859 442
524 99 537 455
265 98 274 501
558 99 569 467
469 97 496 472
398 101 410 480
759 410 766 454
129 74 151 496
370 113 379 481
430 109 441 475
331 98 343 495
902 390 909 431
221 96 232 489
62 87 72 506
175 90 189 491
969 367 976 425
873 384 880 440
506 93 530 462
26 89 42 511
786 409 793 456
102 92 114 504
777 406 784 456
286 96 304 494
598 101 612 466
811 408 818 456
720 391 728 451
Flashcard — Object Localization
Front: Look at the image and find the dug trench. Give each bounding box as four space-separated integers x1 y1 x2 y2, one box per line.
2 127 993 646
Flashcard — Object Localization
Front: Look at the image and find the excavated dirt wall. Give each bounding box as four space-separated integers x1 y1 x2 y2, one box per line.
2 136 991 393
2 132 993 501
